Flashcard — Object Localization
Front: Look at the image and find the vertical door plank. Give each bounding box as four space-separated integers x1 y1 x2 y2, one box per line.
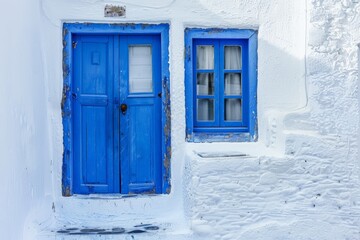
120 35 162 194
73 35 115 194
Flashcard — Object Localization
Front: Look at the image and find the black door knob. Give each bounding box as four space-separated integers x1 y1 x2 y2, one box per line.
120 103 127 114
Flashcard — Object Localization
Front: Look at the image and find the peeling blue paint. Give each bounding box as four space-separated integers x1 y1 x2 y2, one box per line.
62 23 171 196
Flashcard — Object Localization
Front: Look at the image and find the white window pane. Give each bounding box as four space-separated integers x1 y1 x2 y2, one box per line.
129 46 153 93
197 99 214 121
225 46 241 70
225 99 242 121
224 73 241 95
197 73 214 95
197 45 214 70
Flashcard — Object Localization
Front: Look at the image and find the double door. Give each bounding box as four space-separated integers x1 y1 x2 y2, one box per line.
72 34 162 194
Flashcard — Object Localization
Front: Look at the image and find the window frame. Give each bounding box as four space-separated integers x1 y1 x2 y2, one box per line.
62 23 171 196
185 28 258 142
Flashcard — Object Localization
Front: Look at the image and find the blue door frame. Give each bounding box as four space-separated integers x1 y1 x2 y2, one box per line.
62 23 171 196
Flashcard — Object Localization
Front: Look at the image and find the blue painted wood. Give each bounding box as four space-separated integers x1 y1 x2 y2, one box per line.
120 35 162 194
63 23 170 35
73 35 116 194
192 132 251 143
62 24 73 196
113 36 121 192
159 29 171 193
184 31 195 141
193 127 250 133
220 39 247 128
185 28 256 40
185 28 258 142
193 39 219 128
248 32 258 141
119 36 129 194
193 39 246 128
62 23 171 195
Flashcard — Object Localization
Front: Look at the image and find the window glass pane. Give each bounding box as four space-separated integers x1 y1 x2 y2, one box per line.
225 99 242 121
197 45 214 69
224 73 241 95
129 45 153 93
197 99 214 121
197 73 214 95
225 46 241 70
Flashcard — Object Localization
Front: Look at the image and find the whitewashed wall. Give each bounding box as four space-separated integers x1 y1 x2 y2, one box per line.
0 1 54 239
0 0 359 239
185 1 360 239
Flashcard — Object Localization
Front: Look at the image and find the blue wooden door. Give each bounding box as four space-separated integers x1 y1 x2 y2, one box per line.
72 34 162 194
72 35 119 194
119 35 162 194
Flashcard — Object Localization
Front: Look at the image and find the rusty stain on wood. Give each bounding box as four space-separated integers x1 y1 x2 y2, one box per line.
164 147 171 170
141 23 152 29
61 84 70 116
62 148 71 196
63 28 68 38
62 185 71 197
162 75 171 193
62 51 69 79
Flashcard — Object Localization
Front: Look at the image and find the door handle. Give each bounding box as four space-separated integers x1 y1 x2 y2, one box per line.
120 103 127 114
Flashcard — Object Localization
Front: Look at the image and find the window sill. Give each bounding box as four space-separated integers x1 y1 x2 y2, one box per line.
186 141 283 158
186 131 256 142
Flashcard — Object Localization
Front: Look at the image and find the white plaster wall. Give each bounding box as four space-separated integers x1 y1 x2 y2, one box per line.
185 1 360 239
2 0 359 239
0 0 54 239
34 1 307 236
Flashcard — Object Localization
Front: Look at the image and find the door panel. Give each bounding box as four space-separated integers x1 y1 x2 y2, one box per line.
73 35 118 194
81 42 108 95
128 103 154 183
72 34 162 194
81 106 107 184
120 35 162 194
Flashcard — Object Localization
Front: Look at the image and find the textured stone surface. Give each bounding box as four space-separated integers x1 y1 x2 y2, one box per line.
185 1 360 239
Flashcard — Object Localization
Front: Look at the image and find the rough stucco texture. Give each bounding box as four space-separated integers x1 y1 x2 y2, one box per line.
1 0 359 239
185 1 360 239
